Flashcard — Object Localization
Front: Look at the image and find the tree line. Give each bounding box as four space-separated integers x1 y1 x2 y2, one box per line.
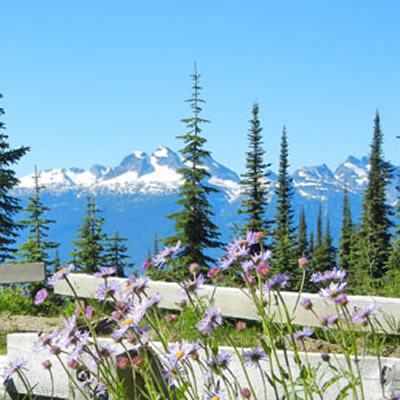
0 69 399 295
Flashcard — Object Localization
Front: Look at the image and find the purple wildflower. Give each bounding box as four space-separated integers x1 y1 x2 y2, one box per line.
96 280 121 301
94 267 116 279
34 288 48 305
183 274 205 293
3 359 28 381
334 293 348 306
352 303 378 326
165 341 200 366
264 273 289 291
48 264 75 286
383 394 400 400
196 308 223 334
42 360 52 369
311 268 347 283
300 298 313 310
209 352 232 370
243 346 267 367
294 327 314 340
208 387 226 400
319 314 338 330
207 266 223 281
255 262 270 277
298 257 309 269
189 263 200 274
153 240 181 267
319 282 347 299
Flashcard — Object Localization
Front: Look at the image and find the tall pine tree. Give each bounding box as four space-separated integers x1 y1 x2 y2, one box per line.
238 103 271 241
163 66 222 278
0 90 29 262
271 127 297 280
361 112 392 279
296 207 308 259
17 167 58 276
70 196 106 273
105 230 132 277
338 186 354 271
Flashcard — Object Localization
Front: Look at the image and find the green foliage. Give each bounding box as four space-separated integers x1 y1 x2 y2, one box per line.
17 166 59 277
163 66 222 278
104 230 133 277
0 91 30 262
271 127 297 283
338 186 353 272
361 112 392 279
0 286 35 315
238 103 271 241
296 208 308 259
70 195 107 273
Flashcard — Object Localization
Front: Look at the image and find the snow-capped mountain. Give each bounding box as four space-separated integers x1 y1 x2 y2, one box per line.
17 146 241 197
13 147 398 270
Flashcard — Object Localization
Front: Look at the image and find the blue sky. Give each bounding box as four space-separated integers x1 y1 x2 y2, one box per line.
1 1 400 177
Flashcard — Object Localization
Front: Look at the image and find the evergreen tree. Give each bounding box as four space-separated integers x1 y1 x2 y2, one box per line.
322 214 336 269
105 230 132 277
271 127 297 280
163 66 222 279
361 112 392 279
338 186 353 271
70 196 106 273
0 90 29 262
296 207 308 258
238 103 271 241
153 232 160 257
17 167 58 276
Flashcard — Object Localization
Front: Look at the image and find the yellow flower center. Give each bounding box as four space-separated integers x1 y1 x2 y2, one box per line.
126 284 132 291
123 318 133 326
55 268 66 276
176 350 184 360
211 396 220 400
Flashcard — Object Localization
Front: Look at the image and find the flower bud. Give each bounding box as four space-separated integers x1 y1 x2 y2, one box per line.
298 257 309 269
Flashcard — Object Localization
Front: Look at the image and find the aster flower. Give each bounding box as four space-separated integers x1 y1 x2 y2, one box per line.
319 314 338 330
334 293 348 306
3 359 28 381
300 298 312 310
96 280 121 301
209 352 232 370
382 394 400 400
264 273 289 291
94 267 116 279
48 264 75 286
243 346 267 367
255 262 270 277
165 341 200 366
183 274 205 293
298 257 309 269
319 282 347 299
207 266 223 281
310 268 347 283
34 288 48 305
352 303 378 326
153 240 181 267
294 327 314 340
208 387 226 400
196 308 223 334
142 258 152 271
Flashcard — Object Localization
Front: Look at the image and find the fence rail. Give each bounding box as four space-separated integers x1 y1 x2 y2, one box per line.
0 262 45 284
54 273 400 334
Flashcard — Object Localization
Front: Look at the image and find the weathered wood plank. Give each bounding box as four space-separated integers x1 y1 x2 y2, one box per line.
54 273 400 334
0 263 45 284
5 332 400 400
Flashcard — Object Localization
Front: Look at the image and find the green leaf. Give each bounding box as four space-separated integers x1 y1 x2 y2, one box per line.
260 337 272 356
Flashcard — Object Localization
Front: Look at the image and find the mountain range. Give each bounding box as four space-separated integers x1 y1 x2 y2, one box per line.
13 146 399 271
